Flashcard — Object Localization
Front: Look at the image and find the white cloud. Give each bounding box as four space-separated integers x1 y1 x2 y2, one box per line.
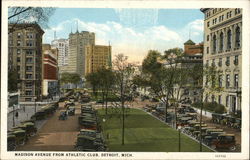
44 19 190 63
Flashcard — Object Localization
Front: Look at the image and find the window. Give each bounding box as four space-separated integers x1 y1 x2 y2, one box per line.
207 21 210 27
226 74 230 88
26 32 33 39
207 47 209 54
226 57 230 66
26 66 32 71
25 98 32 101
219 75 223 87
25 90 32 95
219 32 224 51
17 49 21 54
26 40 33 46
206 60 209 66
17 40 21 46
234 74 239 88
235 27 241 48
207 35 209 41
218 58 222 67
26 50 33 55
25 82 33 88
26 57 33 63
17 65 20 71
218 95 222 104
213 35 217 53
211 95 215 102
212 59 215 66
17 57 21 62
17 32 21 38
227 30 232 49
222 15 224 21
234 55 239 65
25 74 32 79
226 96 229 107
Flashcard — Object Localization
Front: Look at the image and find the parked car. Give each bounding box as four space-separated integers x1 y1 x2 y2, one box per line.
67 106 75 116
59 111 68 120
8 129 27 145
210 134 236 151
75 135 106 151
7 134 16 151
30 111 46 120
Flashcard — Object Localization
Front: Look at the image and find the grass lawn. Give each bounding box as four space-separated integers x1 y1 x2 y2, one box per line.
98 108 213 152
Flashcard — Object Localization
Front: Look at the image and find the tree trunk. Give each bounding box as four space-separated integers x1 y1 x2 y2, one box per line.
105 92 108 115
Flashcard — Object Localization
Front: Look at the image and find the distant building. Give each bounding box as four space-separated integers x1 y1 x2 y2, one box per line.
200 8 242 114
42 44 59 97
51 38 69 74
184 39 203 55
85 45 112 75
164 40 203 104
65 31 95 77
8 23 44 102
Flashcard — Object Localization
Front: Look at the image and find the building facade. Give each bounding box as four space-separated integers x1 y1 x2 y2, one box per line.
8 23 44 102
85 45 112 75
51 38 69 74
42 44 59 97
164 40 203 104
65 31 95 77
201 8 242 114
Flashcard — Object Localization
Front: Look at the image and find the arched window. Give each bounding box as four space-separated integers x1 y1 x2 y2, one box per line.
213 35 217 53
235 26 240 48
227 29 232 49
219 32 224 51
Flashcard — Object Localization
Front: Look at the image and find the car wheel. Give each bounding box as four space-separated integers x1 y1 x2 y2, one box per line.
19 140 25 146
229 146 236 151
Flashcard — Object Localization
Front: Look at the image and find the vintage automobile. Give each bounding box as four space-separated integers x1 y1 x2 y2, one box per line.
67 106 76 116
59 111 68 120
30 111 46 120
74 135 106 151
79 119 98 130
8 129 27 145
210 134 236 151
7 134 16 151
17 122 37 137
211 113 225 124
203 129 224 146
78 129 104 143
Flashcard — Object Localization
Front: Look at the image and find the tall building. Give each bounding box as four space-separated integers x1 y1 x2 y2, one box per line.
42 44 59 97
51 38 69 74
65 31 95 77
85 45 112 75
8 23 44 102
200 8 242 114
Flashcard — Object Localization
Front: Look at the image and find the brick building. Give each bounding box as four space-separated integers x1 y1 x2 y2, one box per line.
8 23 44 102
184 39 203 55
42 44 59 97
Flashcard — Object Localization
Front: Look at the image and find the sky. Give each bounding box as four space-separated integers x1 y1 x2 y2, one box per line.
43 8 204 63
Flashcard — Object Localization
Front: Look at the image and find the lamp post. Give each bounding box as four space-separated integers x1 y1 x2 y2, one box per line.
178 125 181 152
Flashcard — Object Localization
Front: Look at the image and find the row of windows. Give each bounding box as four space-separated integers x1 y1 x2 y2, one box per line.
207 9 241 27
206 8 241 19
10 40 37 47
206 27 241 54
208 95 238 109
9 32 35 39
205 73 239 89
206 55 239 67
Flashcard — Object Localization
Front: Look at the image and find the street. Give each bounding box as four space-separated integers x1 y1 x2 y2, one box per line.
17 102 80 151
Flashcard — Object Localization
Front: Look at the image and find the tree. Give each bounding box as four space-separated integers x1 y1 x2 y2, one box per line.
60 72 81 89
8 7 56 33
8 69 18 92
96 68 115 115
85 72 100 97
112 54 136 145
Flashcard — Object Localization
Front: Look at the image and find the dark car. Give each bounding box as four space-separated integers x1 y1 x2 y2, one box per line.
7 135 16 151
75 135 106 151
67 106 75 116
59 111 68 120
30 111 46 120
211 134 236 151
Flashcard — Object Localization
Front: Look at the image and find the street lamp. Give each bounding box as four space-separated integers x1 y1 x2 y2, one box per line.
178 125 182 152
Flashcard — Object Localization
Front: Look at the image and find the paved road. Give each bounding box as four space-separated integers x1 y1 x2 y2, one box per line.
17 102 81 151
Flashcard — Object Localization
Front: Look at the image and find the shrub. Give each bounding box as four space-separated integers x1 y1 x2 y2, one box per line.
192 102 226 114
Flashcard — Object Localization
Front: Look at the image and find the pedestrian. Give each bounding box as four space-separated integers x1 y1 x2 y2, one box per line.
15 112 19 119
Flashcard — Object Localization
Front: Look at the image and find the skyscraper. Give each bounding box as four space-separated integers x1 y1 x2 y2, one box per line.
65 31 95 77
